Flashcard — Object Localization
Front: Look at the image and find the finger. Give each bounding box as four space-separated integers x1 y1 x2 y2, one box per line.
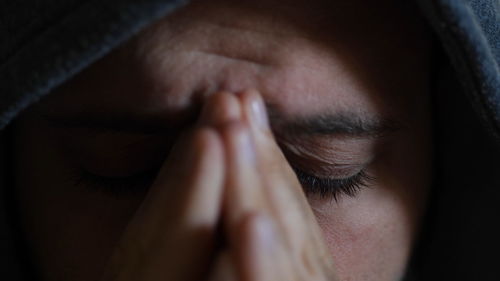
198 90 268 227
217 97 284 281
239 90 337 279
103 127 224 281
239 90 311 237
238 89 293 179
221 119 270 230
132 91 241 252
238 89 299 192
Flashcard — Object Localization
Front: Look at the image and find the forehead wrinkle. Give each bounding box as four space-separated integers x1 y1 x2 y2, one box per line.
33 0 423 139
133 0 355 72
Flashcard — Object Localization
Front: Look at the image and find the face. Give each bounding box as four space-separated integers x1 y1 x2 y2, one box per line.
12 0 432 280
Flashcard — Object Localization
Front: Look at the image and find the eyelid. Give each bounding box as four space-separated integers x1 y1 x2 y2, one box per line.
71 166 159 198
74 157 373 201
279 142 369 179
278 136 374 166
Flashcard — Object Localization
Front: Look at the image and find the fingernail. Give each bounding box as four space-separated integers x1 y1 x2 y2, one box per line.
250 93 270 130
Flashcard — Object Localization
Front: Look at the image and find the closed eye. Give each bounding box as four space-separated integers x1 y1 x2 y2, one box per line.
72 163 373 202
293 167 373 201
71 168 159 198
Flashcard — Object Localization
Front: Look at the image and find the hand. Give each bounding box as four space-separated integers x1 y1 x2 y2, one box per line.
205 90 337 281
101 90 337 281
100 94 233 281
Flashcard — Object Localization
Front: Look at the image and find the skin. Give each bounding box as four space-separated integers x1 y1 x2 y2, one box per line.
11 0 432 280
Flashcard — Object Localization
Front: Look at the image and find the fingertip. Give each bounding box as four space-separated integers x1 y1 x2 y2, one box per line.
238 89 270 132
199 91 242 127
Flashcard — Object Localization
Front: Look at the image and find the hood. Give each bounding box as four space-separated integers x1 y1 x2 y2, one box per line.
0 0 499 280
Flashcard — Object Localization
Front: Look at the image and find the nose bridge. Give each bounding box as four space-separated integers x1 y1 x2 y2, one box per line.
214 57 270 92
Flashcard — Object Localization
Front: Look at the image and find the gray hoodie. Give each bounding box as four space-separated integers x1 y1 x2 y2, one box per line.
0 0 499 280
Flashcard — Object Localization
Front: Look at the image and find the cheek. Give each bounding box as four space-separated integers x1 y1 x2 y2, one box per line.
311 186 419 281
310 117 431 280
13 120 142 281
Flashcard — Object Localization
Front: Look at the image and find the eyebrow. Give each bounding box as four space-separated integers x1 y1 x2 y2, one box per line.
40 108 401 138
40 110 196 135
271 111 401 138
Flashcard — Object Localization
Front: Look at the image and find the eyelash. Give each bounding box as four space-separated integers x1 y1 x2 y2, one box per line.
292 168 373 201
73 167 372 200
72 169 158 198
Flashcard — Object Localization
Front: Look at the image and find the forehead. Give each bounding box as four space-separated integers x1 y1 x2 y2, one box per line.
37 0 431 123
